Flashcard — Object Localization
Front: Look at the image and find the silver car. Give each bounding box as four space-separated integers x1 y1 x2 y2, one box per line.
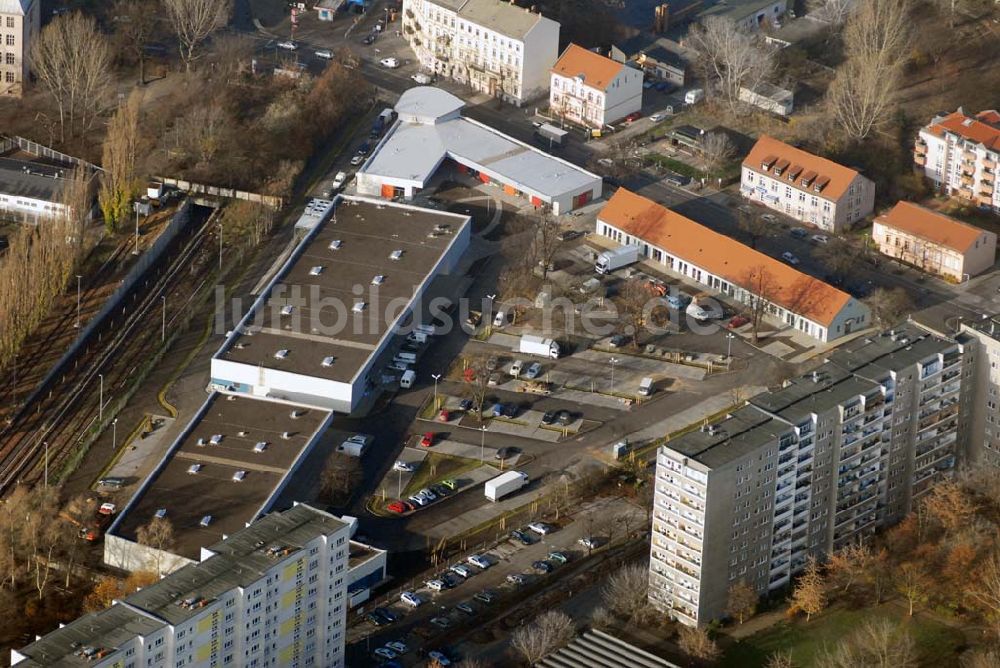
523 362 542 379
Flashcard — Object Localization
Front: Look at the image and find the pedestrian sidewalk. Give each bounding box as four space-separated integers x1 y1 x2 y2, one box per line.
628 384 768 445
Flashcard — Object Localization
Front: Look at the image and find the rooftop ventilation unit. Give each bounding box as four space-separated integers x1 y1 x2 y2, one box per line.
274 349 289 359
154 508 167 519
210 434 223 445
390 249 403 260
238 430 248 437
290 409 303 419
232 470 247 482
322 356 335 367
253 441 267 453
281 431 291 440
352 302 367 313
280 305 294 316
187 464 202 475
309 266 324 276
371 275 385 286
200 515 213 527
329 240 342 250
196 437 206 447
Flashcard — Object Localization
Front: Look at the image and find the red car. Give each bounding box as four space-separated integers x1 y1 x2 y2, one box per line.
624 111 642 123
387 501 406 514
437 409 451 422
420 432 435 448
728 314 750 329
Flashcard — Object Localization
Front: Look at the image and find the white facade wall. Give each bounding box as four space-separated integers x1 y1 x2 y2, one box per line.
550 66 643 128
0 0 39 98
872 220 997 281
0 191 67 221
738 86 793 116
595 219 870 342
402 0 559 105
917 127 1000 213
740 167 875 232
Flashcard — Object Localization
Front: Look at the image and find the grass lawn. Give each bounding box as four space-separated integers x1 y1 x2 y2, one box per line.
402 453 483 497
718 604 967 667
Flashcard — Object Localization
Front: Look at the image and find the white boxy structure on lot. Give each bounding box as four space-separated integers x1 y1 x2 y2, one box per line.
401 0 560 105
596 188 870 343
211 194 471 415
356 86 602 214
738 82 793 116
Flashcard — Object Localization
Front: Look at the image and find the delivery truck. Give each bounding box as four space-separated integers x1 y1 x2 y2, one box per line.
595 245 642 274
485 471 529 502
519 334 560 359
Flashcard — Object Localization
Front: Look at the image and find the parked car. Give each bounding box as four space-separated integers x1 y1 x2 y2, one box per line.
527 522 552 536
510 529 533 545
393 460 413 472
523 362 542 379
655 81 672 92
650 111 669 123
450 563 473 578
440 478 457 490
411 72 432 84
350 153 365 166
419 432 435 447
609 334 629 348
467 554 491 569
495 447 515 461
427 651 452 666
533 560 553 573
367 610 392 626
408 495 427 507
790 227 808 239
418 488 437 502
386 501 407 514
437 409 451 422
491 403 506 418
624 111 642 123
385 641 408 654
781 251 801 265
487 372 501 386
579 537 600 549
762 213 778 224
474 590 497 604
557 229 583 242
426 579 447 592
380 57 400 68
509 360 524 377
548 551 569 564
541 410 557 425
811 234 830 244
315 48 333 59
277 40 298 50
374 647 397 660
728 314 750 329
556 410 573 426
455 602 475 615
506 573 527 585
459 399 473 411
430 616 452 629
486 356 499 371
374 607 398 623
362 34 376 45
331 171 348 190
400 591 422 607
430 484 450 497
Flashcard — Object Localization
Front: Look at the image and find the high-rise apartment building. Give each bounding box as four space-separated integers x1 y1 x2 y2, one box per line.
914 108 1000 214
401 0 559 105
649 323 972 625
12 504 352 668
959 315 1000 469
0 0 39 97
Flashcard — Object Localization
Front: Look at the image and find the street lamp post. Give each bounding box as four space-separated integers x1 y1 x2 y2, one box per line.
112 418 118 451
134 208 140 255
481 425 487 462
727 333 735 360
75 275 82 328
609 357 619 395
431 373 441 410
397 469 402 499
43 441 48 488
161 295 166 342
98 373 104 422
218 222 223 271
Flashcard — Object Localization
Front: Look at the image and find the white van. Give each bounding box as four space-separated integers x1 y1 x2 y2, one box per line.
400 370 416 388
493 310 508 327
407 331 428 344
395 351 417 364
685 88 705 105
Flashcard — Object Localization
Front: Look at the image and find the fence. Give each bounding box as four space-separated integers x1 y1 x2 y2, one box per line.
157 176 283 209
0 135 100 172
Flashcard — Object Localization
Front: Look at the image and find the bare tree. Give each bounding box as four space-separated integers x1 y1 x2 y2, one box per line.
966 551 1000 639
738 207 770 249
702 132 736 178
963 649 1000 668
601 563 649 620
533 210 562 280
114 0 160 85
462 354 493 419
814 0 855 25
815 618 915 668
162 0 232 72
816 239 856 284
686 17 775 113
725 580 759 624
99 91 143 233
29 12 113 142
826 542 873 594
510 610 575 664
320 451 362 505
137 516 175 577
678 625 721 662
210 32 257 81
921 480 977 537
766 651 796 668
864 287 914 329
827 0 911 140
617 278 649 349
739 265 780 344
894 561 930 616
790 556 827 622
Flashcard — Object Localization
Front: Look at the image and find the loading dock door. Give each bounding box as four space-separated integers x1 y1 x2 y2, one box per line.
503 184 518 196
478 173 490 184
572 191 592 209
530 196 544 208
381 183 395 199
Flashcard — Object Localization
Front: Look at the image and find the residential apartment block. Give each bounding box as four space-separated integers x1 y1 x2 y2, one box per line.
872 201 996 281
596 188 870 343
741 135 876 232
550 44 643 128
0 0 39 97
401 0 559 106
959 316 1000 469
914 108 1000 214
13 504 352 668
649 324 971 625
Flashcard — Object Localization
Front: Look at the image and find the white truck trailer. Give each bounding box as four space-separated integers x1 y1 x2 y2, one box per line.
595 245 642 274
485 471 529 502
519 334 560 359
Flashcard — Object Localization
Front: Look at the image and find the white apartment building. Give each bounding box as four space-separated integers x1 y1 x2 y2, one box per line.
401 0 559 105
650 324 972 625
915 108 1000 214
741 135 875 232
550 44 643 128
872 201 996 281
960 316 1000 469
13 504 352 668
0 0 39 97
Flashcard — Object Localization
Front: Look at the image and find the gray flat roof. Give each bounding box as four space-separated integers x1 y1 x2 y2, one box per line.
361 89 599 200
115 394 330 560
699 0 787 22
0 157 68 203
963 315 1000 342
538 629 680 668
15 505 346 667
665 405 784 469
218 197 470 383
431 0 552 39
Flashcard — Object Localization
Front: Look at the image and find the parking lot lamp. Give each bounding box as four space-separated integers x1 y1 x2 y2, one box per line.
112 418 118 451
609 357 619 395
481 425 487 462
75 275 82 328
99 373 104 422
727 332 735 360
431 373 441 410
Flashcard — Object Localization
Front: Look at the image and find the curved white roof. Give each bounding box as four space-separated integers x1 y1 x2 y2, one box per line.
394 86 465 125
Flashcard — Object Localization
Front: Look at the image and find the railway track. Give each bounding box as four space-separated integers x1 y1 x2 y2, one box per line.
0 205 220 495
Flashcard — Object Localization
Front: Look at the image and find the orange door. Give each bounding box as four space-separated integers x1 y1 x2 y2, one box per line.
381 183 395 198
503 184 517 196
